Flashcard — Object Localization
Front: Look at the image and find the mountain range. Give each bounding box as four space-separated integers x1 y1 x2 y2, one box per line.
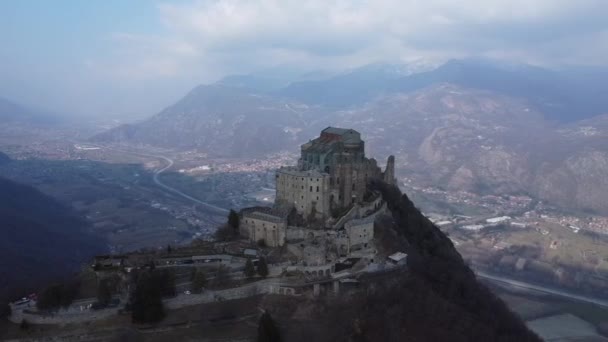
0 97 60 125
93 59 608 215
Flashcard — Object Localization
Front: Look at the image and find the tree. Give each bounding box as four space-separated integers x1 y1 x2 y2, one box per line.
191 270 207 293
244 258 255 279
37 281 80 311
20 318 30 331
228 209 240 236
97 278 113 306
215 224 235 242
156 269 176 298
257 257 269 278
257 311 281 342
131 271 165 324
213 265 232 288
2 303 11 319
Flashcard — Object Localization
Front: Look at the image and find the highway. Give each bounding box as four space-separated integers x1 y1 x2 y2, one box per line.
150 154 229 214
475 270 608 309
90 143 229 214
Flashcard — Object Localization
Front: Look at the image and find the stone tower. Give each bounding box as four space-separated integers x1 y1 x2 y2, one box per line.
276 127 385 218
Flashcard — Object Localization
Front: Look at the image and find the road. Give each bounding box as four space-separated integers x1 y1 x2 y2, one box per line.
475 270 608 309
89 143 229 214
151 154 229 214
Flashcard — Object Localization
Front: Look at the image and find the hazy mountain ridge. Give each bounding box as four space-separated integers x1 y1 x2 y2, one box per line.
93 84 327 156
0 97 60 125
337 84 608 214
92 60 608 214
278 59 608 121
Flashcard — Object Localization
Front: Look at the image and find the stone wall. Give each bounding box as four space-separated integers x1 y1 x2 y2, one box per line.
285 226 327 241
345 216 375 251
242 212 286 247
275 168 330 218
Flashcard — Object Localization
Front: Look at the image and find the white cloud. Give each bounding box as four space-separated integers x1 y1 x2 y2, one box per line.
88 0 608 84
17 0 605 117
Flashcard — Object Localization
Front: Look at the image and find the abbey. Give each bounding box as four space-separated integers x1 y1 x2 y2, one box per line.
241 127 395 250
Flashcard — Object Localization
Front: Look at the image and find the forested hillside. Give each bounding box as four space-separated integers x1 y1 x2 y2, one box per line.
0 177 106 306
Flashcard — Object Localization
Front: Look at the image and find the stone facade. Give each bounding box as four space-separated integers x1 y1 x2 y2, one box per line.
275 168 330 218
242 209 287 247
277 127 395 218
241 127 395 251
345 216 375 251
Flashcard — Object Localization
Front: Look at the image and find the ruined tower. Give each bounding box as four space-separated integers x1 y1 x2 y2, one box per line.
383 155 395 185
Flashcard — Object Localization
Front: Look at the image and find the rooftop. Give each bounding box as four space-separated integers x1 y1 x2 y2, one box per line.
322 127 357 135
302 127 363 154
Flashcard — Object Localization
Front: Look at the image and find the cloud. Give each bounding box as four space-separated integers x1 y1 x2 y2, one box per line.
152 0 608 65
88 0 608 85
5 1 606 118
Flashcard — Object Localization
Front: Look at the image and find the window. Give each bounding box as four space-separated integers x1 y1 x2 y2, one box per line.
301 195 304 199
316 196 319 200
352 183 355 190
310 186 313 192
337 177 340 185
316 186 319 192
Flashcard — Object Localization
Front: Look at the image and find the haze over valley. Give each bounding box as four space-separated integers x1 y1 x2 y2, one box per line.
2 1 608 341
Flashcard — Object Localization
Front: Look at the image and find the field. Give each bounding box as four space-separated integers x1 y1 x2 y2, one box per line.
491 285 608 341
0 158 207 252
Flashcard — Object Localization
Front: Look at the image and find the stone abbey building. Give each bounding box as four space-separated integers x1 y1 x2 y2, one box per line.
242 127 395 251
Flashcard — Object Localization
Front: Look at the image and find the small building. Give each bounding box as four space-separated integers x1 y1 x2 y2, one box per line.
486 216 511 225
243 249 259 258
388 252 408 265
241 207 288 247
460 224 485 231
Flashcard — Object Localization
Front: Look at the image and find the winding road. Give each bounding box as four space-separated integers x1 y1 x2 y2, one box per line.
151 154 228 214
89 143 229 214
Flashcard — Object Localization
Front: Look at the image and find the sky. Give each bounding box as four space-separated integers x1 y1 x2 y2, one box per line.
1 0 607 119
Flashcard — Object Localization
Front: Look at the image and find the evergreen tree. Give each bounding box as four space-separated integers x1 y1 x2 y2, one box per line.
228 209 240 236
257 257 269 278
131 272 165 324
20 319 30 331
36 281 79 311
213 265 232 288
244 258 255 279
257 311 281 342
97 278 113 306
191 270 208 293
